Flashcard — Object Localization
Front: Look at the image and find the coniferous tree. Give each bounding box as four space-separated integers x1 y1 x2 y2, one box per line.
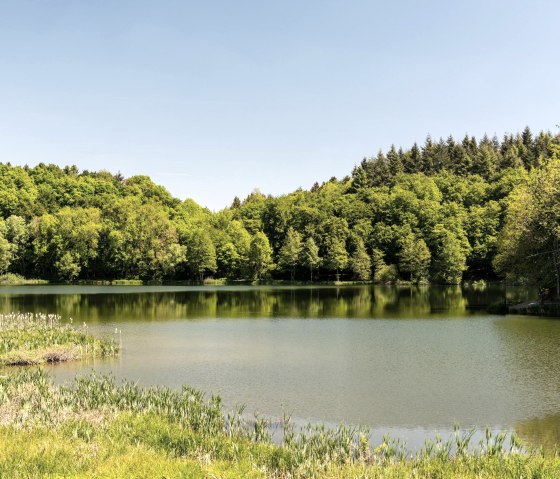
231 196 241 209
0 127 557 286
433 137 450 172
422 136 436 174
350 162 370 191
521 126 536 167
387 145 404 176
402 143 421 173
367 151 392 187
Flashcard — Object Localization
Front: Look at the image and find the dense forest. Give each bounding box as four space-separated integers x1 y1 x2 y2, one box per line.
0 127 559 291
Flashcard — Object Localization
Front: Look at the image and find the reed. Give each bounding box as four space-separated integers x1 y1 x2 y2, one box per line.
0 369 558 478
0 273 48 285
0 312 118 365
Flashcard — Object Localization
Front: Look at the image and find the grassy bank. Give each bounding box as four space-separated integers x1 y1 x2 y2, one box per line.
0 273 48 285
0 312 118 365
0 370 558 478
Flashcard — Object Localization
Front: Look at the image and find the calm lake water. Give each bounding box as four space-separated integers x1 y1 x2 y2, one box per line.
2 284 559 449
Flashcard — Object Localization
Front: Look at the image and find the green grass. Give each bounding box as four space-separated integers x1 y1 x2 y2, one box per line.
0 313 118 366
0 273 48 285
202 278 228 285
110 279 145 285
76 279 145 285
0 369 559 478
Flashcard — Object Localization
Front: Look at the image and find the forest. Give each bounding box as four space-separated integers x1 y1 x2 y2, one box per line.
0 127 559 291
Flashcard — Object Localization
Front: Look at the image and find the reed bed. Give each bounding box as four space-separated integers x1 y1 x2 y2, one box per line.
0 369 558 478
0 312 118 365
0 273 48 285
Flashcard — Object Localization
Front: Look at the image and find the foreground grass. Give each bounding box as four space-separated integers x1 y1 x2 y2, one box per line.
0 313 118 365
0 370 559 478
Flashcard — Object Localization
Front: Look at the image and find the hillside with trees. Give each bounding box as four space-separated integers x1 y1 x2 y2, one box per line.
0 127 559 291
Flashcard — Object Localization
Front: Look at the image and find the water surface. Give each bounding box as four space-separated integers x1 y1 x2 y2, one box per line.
2 284 558 449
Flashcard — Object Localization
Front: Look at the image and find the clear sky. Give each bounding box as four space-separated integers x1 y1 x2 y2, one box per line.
0 1 558 210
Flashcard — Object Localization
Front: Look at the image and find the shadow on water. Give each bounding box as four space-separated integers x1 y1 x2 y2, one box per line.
516 414 560 452
0 283 533 323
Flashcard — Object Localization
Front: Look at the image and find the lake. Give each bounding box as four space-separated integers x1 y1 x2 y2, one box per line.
1 283 559 450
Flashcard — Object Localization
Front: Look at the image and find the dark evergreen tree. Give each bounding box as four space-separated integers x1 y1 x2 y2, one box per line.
387 145 404 176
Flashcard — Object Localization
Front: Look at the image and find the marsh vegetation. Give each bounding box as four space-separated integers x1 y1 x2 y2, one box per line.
0 312 118 366
1 369 559 478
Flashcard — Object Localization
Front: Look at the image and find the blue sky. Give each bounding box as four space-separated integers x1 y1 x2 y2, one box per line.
0 1 558 210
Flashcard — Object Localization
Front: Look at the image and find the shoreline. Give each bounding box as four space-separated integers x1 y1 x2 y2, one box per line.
1 369 559 478
508 300 560 317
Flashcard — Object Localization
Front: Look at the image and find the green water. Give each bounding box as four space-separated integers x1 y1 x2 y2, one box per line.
1 284 559 449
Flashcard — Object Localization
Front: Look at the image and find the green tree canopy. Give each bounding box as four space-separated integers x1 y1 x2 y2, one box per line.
187 228 217 281
495 147 560 296
398 231 431 282
350 237 371 281
248 232 274 280
301 237 321 281
278 227 303 280
103 198 186 280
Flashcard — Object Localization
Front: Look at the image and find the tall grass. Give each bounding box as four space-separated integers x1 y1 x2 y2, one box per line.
0 369 558 478
0 273 48 285
0 312 118 365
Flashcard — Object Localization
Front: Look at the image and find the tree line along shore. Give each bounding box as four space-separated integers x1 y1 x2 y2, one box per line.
0 127 558 296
